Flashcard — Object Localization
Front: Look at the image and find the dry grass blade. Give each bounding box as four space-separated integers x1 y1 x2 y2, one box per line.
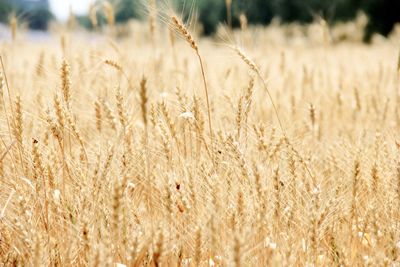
0 140 15 163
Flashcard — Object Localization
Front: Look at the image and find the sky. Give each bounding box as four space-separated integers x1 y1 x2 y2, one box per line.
49 0 92 21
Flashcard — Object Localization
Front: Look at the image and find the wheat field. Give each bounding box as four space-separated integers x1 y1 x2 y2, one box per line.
0 11 400 266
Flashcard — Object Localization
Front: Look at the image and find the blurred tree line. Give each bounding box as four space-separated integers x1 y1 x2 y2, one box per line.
0 0 53 30
184 0 400 39
0 0 399 40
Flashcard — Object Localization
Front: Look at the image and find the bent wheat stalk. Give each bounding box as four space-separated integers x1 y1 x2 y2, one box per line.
233 46 284 133
171 16 213 146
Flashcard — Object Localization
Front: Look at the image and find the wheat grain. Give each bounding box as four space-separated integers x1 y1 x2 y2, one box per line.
104 59 123 72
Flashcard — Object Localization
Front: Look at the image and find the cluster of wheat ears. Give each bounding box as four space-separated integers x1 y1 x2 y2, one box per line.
1 2 400 266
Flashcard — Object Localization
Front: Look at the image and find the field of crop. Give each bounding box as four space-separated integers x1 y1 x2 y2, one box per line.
0 11 400 266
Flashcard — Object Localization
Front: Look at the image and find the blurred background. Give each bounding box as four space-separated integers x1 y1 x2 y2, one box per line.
0 0 399 41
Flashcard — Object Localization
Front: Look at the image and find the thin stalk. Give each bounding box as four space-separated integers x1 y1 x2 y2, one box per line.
196 51 213 146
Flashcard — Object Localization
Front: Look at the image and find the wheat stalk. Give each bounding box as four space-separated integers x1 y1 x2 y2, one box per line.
89 3 98 28
171 16 214 149
9 13 17 42
232 46 285 133
103 1 115 28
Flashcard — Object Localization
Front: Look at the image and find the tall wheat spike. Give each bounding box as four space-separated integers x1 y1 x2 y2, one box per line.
171 16 214 148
